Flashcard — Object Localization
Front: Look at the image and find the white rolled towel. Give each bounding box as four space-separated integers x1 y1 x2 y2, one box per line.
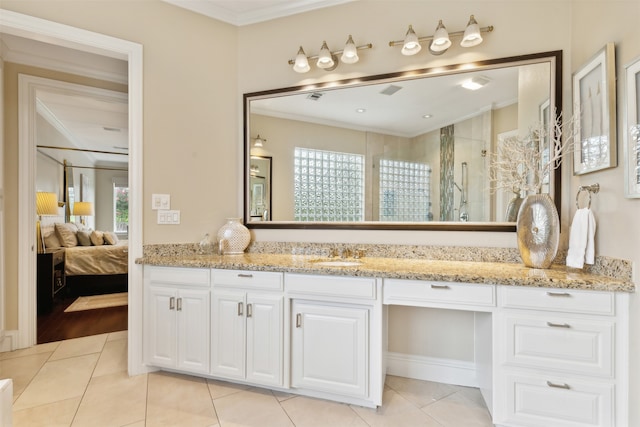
566 208 596 269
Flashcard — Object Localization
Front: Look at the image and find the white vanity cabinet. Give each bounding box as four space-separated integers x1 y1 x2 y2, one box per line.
286 273 383 407
144 266 211 374
211 269 284 387
493 286 629 427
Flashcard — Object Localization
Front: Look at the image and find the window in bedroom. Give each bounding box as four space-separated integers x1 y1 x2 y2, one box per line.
293 147 365 222
113 177 129 233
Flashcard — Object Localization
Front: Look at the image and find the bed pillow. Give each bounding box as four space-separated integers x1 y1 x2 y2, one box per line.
41 224 62 249
77 230 92 246
55 223 78 247
90 230 104 246
103 231 119 245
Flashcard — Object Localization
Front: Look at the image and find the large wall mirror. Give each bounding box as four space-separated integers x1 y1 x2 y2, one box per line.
244 50 562 231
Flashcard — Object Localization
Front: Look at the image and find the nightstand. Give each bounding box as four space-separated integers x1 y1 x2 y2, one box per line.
37 249 66 314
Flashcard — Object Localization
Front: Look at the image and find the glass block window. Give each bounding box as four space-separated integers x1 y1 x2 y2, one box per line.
379 159 432 221
294 147 365 221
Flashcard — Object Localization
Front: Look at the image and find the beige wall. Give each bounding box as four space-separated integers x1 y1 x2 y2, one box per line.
2 0 639 422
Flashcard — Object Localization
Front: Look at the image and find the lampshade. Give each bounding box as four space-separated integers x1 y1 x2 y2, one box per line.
254 134 265 147
293 46 310 73
430 20 451 53
73 201 94 216
401 25 422 56
341 35 359 64
316 41 335 69
36 192 59 216
461 15 483 47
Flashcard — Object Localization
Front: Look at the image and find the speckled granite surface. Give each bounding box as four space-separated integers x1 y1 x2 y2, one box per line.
138 243 635 293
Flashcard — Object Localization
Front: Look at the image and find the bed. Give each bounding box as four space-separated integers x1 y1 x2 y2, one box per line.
40 219 128 296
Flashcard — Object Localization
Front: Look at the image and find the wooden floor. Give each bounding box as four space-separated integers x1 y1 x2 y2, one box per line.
37 294 128 344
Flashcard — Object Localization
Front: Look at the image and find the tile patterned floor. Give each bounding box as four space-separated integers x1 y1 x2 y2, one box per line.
2 331 494 426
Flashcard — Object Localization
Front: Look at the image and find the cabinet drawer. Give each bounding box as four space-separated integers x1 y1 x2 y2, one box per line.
146 266 210 287
502 313 614 377
499 286 614 315
501 371 613 427
384 279 495 309
286 274 376 300
213 269 283 291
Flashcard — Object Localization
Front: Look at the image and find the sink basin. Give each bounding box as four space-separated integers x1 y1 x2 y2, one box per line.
312 260 363 267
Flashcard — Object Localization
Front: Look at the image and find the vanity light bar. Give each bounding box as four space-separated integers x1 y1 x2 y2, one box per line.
389 21 494 54
288 40 373 73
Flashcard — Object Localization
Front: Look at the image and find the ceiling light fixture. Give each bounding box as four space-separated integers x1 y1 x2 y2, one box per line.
389 16 493 56
356 108 366 113
461 76 491 90
288 36 373 73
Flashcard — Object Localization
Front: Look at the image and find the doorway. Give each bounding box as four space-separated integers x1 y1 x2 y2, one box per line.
0 8 145 375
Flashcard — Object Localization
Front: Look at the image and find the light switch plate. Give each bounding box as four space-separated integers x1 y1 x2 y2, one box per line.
157 209 180 224
152 194 170 210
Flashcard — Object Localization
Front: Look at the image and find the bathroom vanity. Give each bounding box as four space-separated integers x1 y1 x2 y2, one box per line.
139 250 633 427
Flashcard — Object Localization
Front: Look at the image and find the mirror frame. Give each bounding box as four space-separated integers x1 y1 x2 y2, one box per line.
243 50 562 232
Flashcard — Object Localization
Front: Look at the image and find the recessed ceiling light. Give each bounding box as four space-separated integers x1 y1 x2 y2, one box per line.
422 114 433 119
356 108 366 113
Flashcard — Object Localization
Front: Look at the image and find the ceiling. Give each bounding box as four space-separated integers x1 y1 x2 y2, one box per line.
161 0 355 26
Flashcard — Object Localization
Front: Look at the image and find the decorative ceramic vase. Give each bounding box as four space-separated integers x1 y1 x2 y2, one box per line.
516 194 559 269
217 218 251 254
505 193 524 222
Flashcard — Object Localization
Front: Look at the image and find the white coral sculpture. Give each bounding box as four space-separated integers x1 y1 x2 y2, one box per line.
490 111 578 195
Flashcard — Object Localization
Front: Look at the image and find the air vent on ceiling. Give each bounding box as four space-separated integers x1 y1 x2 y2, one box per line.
380 85 403 96
103 126 121 132
307 92 323 101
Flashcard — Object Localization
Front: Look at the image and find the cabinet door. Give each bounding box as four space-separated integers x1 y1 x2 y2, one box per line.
177 289 210 374
145 286 177 368
211 290 246 379
246 294 283 386
291 301 368 398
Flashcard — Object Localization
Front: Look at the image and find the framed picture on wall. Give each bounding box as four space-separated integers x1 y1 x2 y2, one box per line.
572 42 617 175
624 55 640 198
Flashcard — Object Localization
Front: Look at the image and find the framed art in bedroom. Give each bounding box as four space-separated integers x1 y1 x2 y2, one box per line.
624 55 640 198
572 42 617 175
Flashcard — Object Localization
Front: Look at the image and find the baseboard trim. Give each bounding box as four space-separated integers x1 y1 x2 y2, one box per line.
0 330 18 352
386 352 478 388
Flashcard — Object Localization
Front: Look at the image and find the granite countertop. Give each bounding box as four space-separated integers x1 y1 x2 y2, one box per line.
137 252 635 293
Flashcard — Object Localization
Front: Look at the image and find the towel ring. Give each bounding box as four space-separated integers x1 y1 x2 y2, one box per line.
575 183 600 209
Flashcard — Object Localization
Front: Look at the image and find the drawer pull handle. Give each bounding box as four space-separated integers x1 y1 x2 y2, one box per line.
238 274 254 278
169 297 175 310
176 297 182 311
296 313 302 328
237 302 244 316
247 303 253 318
547 321 571 328
546 381 570 390
431 284 450 289
546 291 571 297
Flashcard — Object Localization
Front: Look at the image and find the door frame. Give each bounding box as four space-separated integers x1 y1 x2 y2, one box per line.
1 9 146 375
